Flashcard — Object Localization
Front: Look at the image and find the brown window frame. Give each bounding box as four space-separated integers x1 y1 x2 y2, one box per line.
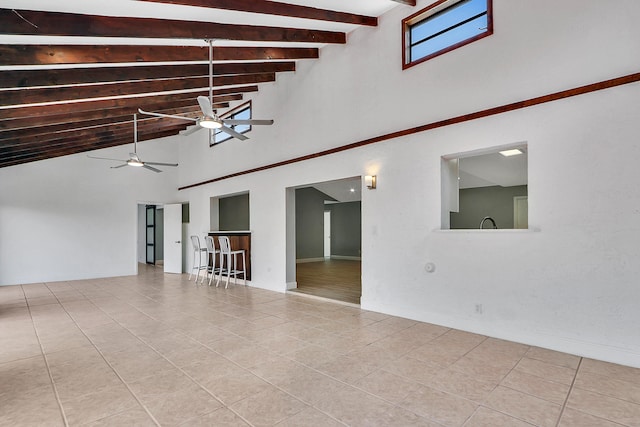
210 100 253 147
402 0 493 70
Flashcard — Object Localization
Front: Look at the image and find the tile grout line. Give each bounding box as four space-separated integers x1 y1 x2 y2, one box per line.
70 277 258 427
45 282 163 427
23 283 70 427
88 276 362 426
554 356 583 427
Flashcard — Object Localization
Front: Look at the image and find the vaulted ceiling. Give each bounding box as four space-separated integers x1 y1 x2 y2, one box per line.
0 0 415 169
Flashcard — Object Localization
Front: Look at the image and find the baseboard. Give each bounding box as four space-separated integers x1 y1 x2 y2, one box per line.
360 297 640 369
296 256 362 263
286 281 297 290
296 258 326 263
330 255 361 261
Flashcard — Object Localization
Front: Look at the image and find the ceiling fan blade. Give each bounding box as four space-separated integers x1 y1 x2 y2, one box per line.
181 125 204 136
138 108 197 122
142 164 163 173
143 161 178 167
223 119 274 126
87 155 127 162
219 125 249 141
197 96 215 118
110 164 128 169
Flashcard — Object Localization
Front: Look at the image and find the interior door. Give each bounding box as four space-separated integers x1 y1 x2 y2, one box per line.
323 211 331 258
164 203 183 274
145 205 155 265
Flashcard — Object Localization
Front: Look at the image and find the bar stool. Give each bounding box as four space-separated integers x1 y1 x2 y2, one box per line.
203 235 221 286
216 236 246 288
189 235 208 283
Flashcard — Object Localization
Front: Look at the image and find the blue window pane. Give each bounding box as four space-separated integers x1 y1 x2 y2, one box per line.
411 0 487 45
411 15 487 60
213 129 232 144
211 105 252 145
235 108 250 120
232 107 251 135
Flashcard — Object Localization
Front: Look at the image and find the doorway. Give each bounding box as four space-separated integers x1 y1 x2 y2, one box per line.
286 177 362 305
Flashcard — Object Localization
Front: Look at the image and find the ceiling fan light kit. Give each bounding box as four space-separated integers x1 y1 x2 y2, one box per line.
87 113 178 173
137 40 273 143
199 117 223 129
90 40 273 169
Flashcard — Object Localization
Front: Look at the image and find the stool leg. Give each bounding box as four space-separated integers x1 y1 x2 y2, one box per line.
195 250 203 284
201 254 207 285
241 252 246 286
188 249 195 280
215 252 224 288
224 254 236 289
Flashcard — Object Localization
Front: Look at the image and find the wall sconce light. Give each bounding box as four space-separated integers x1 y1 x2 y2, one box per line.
364 175 377 189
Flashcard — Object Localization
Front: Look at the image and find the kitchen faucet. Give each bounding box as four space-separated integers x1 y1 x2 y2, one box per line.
480 216 497 229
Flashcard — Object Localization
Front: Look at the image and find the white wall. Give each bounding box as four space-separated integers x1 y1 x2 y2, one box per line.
175 0 640 367
0 136 181 285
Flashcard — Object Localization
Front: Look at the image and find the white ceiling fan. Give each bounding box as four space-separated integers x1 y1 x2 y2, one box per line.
87 114 178 173
138 39 273 142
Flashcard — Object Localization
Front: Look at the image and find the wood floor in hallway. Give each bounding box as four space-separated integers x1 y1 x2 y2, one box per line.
293 259 361 305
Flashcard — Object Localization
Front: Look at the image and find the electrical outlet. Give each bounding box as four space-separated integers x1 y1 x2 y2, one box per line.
475 304 483 314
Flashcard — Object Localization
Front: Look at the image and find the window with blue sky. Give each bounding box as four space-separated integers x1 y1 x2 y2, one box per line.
212 102 252 145
403 0 492 68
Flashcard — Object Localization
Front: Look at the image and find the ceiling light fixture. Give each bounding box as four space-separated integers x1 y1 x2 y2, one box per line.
499 149 523 157
199 117 223 129
127 159 144 167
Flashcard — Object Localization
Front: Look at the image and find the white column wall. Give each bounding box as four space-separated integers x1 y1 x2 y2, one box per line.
176 0 640 367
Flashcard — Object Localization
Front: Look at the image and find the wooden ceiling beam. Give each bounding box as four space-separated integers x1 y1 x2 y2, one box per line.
0 62 295 89
0 73 275 107
0 45 318 66
0 9 346 44
138 0 377 26
0 86 256 120
0 129 184 168
1 120 190 154
0 105 206 140
391 0 416 5
0 99 232 133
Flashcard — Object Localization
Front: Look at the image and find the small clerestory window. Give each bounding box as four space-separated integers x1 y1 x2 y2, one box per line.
403 0 492 69
211 101 252 146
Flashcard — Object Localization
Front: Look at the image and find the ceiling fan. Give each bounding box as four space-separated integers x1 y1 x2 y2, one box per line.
138 39 273 142
87 114 178 173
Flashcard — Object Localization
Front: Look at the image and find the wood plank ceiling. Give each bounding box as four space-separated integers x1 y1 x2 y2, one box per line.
0 0 413 169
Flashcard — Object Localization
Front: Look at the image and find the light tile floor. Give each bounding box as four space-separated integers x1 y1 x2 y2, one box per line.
1 264 639 426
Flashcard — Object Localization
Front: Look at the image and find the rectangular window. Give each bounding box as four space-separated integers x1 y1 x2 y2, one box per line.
403 0 492 69
211 101 252 146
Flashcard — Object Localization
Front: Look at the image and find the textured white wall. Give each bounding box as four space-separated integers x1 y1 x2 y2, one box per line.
176 0 640 367
0 137 181 285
